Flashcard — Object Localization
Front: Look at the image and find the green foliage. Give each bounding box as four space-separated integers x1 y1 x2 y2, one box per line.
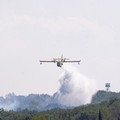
98 110 102 120
0 97 120 120
92 90 120 104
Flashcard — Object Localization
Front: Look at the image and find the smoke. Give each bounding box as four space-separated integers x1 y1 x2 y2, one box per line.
0 65 97 111
0 93 19 111
54 65 97 107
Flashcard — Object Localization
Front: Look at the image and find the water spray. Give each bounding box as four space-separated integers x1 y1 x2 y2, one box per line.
54 65 97 107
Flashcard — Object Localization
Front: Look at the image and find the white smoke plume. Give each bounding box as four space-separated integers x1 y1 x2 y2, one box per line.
0 65 97 111
54 65 97 107
0 93 19 111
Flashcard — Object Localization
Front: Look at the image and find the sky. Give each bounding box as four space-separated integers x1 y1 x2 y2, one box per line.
0 0 120 96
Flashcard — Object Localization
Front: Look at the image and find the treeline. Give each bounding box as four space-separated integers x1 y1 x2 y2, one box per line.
92 90 120 104
0 98 120 120
0 90 120 111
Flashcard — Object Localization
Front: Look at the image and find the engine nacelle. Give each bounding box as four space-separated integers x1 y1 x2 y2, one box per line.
57 62 63 67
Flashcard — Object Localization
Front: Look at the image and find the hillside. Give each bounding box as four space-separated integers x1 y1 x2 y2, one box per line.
92 90 120 104
0 93 68 111
0 98 120 119
33 98 120 120
0 90 120 111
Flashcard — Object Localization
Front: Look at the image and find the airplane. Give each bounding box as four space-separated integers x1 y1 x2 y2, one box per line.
39 55 81 67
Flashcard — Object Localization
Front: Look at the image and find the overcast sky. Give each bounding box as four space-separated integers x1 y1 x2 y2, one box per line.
0 0 120 96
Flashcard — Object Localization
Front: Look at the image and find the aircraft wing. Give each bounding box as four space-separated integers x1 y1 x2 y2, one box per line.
40 60 56 64
64 60 81 63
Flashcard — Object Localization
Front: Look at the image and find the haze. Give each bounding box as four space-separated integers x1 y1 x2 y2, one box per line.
0 0 120 96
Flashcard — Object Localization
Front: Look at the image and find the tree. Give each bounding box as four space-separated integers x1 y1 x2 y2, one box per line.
98 110 102 120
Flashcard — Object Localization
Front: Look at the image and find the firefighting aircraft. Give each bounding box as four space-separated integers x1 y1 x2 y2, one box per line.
39 55 81 67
